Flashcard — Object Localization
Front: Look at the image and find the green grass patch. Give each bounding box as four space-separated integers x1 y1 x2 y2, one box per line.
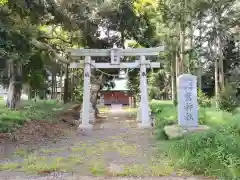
151 100 240 179
1 153 84 174
150 100 233 140
169 120 240 179
89 160 107 176
0 100 72 133
0 162 21 171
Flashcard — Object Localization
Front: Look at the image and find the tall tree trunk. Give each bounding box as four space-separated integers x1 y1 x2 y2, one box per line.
213 35 220 109
179 22 185 74
90 87 101 117
6 61 22 109
51 74 55 99
213 13 220 109
59 65 63 101
121 30 125 49
175 49 180 106
175 48 180 78
218 32 225 90
188 20 193 73
197 64 202 90
215 56 219 110
90 76 105 117
28 84 32 100
63 64 69 104
70 71 75 101
198 17 203 90
55 74 58 99
171 53 177 105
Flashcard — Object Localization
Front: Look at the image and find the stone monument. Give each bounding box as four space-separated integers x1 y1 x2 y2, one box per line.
163 74 210 139
177 74 198 128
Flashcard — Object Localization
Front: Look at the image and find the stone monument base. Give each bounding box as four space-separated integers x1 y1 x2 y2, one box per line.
164 124 210 139
138 123 152 129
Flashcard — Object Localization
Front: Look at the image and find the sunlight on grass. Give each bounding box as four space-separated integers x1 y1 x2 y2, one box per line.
71 139 139 158
20 156 68 174
13 148 29 157
1 153 85 174
70 146 85 153
95 141 111 152
89 160 107 176
0 100 73 133
205 109 232 126
148 163 174 176
118 164 146 176
112 141 138 156
85 146 101 156
0 162 21 171
39 148 64 154
20 154 85 174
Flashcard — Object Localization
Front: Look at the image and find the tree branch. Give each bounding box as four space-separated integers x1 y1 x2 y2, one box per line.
40 36 72 44
31 39 69 64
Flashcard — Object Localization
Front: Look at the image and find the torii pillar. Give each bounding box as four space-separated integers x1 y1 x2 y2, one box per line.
138 55 151 128
79 56 93 130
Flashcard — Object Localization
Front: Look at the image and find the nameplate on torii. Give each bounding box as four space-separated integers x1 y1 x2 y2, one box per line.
69 60 160 69
110 48 121 65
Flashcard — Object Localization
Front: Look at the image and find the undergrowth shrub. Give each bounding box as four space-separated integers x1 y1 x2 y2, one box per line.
197 89 211 108
169 117 240 179
219 84 239 112
0 100 68 133
150 100 177 140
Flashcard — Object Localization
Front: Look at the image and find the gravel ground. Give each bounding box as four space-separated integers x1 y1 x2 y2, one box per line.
0 110 215 180
1 173 213 180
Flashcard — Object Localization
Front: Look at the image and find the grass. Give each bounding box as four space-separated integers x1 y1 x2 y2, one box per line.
112 141 138 156
1 153 85 174
0 100 72 133
150 100 240 179
13 147 35 157
0 162 21 171
150 99 233 135
89 160 107 176
1 132 174 176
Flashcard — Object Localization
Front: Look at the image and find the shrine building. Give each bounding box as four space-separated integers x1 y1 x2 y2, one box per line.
100 79 134 106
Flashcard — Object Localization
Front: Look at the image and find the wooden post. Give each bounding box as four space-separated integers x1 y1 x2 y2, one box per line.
79 56 93 130
138 56 150 128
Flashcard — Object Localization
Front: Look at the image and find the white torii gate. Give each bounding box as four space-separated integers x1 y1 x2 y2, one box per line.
67 47 164 130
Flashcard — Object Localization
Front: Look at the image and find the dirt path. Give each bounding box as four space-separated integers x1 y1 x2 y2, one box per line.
0 110 213 180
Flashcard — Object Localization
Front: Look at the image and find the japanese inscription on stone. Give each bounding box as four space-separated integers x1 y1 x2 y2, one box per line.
177 74 198 128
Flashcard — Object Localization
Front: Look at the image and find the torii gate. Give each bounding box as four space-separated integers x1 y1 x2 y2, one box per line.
67 47 164 130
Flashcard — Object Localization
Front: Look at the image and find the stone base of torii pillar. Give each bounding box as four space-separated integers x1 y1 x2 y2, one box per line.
79 103 95 124
137 106 152 128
